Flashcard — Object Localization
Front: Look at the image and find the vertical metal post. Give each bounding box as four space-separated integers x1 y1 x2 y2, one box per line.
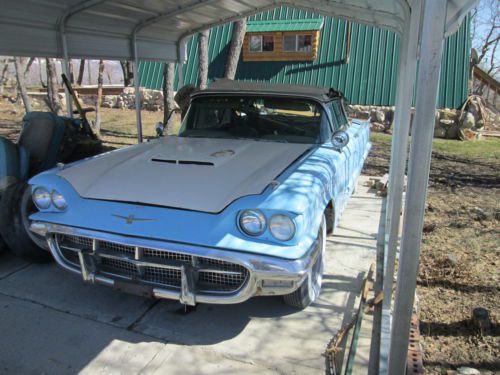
383 0 422 311
379 4 422 374
59 23 73 117
132 36 143 143
387 0 447 374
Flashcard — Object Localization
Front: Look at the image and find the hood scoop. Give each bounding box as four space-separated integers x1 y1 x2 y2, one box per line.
151 158 214 166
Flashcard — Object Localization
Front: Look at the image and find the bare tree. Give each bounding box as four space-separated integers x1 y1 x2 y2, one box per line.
45 58 62 115
77 59 85 86
24 57 35 79
68 59 75 83
198 30 209 89
224 19 246 80
471 0 499 77
120 61 134 86
162 62 176 133
0 59 10 96
94 59 105 135
14 57 32 112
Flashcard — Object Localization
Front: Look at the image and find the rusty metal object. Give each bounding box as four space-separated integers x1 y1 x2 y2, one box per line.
324 263 382 375
406 313 424 375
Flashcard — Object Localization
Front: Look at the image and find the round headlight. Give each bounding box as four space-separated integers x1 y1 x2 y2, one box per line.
32 187 51 209
269 214 295 241
239 209 266 236
51 190 67 210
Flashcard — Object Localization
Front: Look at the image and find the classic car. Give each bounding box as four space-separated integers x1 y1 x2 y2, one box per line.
29 80 371 308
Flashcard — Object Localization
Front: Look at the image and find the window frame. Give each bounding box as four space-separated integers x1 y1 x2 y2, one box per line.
248 34 274 53
282 33 313 53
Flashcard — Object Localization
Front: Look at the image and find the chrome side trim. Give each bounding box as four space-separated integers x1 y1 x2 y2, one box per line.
33 222 320 305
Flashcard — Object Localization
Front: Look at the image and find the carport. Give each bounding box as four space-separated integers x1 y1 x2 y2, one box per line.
0 1 476 373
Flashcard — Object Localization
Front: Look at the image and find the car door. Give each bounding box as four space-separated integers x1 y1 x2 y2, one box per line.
327 102 350 211
331 100 358 197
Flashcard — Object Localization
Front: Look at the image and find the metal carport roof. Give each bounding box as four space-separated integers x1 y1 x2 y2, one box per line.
0 0 473 61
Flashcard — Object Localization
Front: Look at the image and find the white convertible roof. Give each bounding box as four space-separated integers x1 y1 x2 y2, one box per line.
0 0 475 61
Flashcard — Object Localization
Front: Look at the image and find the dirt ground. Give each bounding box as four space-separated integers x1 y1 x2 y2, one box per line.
365 133 499 375
1 98 499 373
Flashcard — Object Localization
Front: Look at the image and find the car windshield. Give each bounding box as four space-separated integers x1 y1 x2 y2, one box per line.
178 95 323 144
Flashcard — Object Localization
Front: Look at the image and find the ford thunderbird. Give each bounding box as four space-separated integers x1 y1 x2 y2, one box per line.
29 80 371 308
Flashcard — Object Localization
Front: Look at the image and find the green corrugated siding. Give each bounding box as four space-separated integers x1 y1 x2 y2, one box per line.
139 6 470 109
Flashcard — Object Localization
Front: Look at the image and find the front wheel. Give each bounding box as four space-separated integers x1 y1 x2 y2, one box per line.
283 215 326 309
0 182 52 263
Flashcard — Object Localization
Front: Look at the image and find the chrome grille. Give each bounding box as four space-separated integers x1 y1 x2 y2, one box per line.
143 248 191 262
55 234 248 294
99 241 135 257
101 258 138 277
143 267 182 286
61 235 93 249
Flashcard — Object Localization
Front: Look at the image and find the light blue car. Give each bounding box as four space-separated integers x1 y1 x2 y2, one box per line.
29 80 371 308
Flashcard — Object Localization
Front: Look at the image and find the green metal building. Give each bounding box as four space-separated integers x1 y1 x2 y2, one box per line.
139 6 471 109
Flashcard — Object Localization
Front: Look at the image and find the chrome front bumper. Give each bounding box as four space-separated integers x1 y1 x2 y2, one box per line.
31 222 320 305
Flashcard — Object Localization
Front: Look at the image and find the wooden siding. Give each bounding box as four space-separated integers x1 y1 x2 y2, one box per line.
243 31 319 62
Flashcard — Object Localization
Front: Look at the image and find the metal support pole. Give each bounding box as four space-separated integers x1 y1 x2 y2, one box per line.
132 37 143 143
387 1 447 374
59 24 73 117
379 4 422 374
383 0 422 311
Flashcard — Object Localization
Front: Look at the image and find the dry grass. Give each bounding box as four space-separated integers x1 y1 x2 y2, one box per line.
0 98 181 149
365 132 499 375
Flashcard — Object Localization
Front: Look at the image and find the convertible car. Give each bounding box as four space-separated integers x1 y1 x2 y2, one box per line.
29 80 371 308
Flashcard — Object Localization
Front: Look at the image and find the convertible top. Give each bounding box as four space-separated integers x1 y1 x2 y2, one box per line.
196 79 340 103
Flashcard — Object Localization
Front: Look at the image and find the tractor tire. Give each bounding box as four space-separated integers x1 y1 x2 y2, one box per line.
0 182 52 263
283 215 326 309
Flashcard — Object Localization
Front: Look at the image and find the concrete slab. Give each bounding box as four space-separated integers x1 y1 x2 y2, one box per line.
0 251 29 279
0 262 155 328
0 175 382 374
0 294 165 375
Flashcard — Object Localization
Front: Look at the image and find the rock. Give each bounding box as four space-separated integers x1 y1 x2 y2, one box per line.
434 124 447 138
422 223 436 233
371 122 385 132
446 254 457 266
371 109 385 123
457 366 480 375
471 307 491 332
440 108 457 121
471 207 489 221
461 112 475 129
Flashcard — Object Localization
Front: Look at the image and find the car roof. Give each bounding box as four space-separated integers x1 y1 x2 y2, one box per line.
195 79 340 103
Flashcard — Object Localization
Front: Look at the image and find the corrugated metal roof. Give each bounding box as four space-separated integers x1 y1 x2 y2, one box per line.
246 19 324 33
139 6 471 109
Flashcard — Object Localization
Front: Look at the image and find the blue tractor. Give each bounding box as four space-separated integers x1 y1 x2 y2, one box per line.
0 105 102 262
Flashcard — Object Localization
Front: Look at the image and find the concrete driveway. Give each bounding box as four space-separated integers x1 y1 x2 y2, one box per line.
0 176 382 374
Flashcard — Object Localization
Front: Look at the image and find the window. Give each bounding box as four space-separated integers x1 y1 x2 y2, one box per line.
262 35 274 51
249 35 262 52
283 34 313 52
283 35 296 52
249 35 274 52
298 35 312 52
179 96 323 144
331 100 348 127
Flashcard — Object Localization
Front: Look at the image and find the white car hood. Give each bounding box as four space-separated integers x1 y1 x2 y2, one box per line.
58 137 311 213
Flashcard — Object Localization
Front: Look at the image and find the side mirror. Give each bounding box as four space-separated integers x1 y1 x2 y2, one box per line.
332 130 349 150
